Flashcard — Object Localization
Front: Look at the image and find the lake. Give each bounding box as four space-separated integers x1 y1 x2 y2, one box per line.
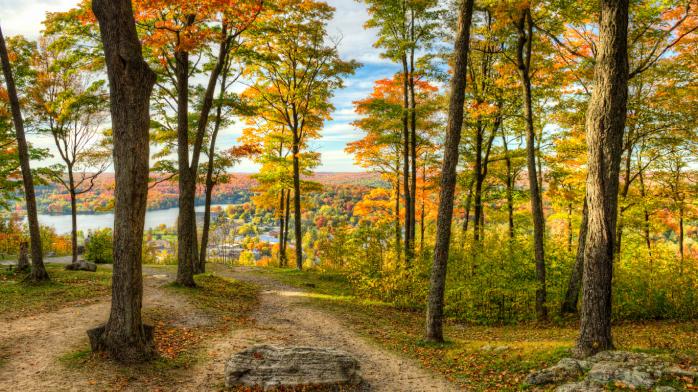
34 204 232 234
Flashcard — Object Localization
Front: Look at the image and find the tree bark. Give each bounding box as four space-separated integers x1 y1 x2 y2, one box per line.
409 36 418 254
174 43 197 287
460 175 474 246
69 170 79 265
502 133 515 240
0 24 49 282
575 0 629 358
516 8 547 322
292 138 303 270
199 66 229 271
17 241 29 272
561 199 587 315
278 189 286 266
283 190 290 264
425 0 474 343
89 0 156 362
401 54 413 262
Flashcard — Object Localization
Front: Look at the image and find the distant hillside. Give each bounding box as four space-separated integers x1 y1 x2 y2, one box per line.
24 172 382 214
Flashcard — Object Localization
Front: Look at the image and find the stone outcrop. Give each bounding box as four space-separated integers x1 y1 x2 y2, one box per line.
224 345 363 390
525 351 697 391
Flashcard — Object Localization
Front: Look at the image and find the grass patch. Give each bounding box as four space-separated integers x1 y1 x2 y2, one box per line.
252 267 354 297
166 273 259 325
0 263 111 321
251 267 698 391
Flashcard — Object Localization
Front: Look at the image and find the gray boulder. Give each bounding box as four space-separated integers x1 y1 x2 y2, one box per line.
555 380 604 392
224 345 362 390
65 260 97 272
526 358 586 385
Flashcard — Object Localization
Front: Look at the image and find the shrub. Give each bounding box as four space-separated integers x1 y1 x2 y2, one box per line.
85 228 113 264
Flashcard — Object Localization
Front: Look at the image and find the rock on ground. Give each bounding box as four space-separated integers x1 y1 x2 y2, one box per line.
527 350 697 390
64 260 97 272
224 345 363 390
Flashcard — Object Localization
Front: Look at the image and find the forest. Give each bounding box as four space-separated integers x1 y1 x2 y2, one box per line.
0 0 697 391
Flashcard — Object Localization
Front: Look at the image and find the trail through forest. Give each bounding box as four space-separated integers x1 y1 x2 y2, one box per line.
0 263 455 391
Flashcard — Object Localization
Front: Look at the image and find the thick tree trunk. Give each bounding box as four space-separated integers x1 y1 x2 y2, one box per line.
174 47 197 287
516 8 547 322
0 25 49 282
88 0 156 362
425 0 474 343
561 199 588 315
292 141 303 270
575 0 629 358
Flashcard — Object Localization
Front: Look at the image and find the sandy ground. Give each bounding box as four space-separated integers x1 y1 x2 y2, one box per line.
0 263 457 391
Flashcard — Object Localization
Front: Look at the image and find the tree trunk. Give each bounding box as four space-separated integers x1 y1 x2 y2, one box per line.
401 55 413 262
575 0 629 358
409 44 418 254
292 140 303 270
88 0 156 362
199 72 228 271
473 121 484 243
561 199 587 315
278 189 286 266
283 190 290 263
516 8 547 322
615 149 632 255
502 133 514 240
425 0 474 343
679 205 684 272
638 169 652 256
461 175 474 245
420 162 426 253
17 241 29 272
0 24 49 282
567 203 573 252
174 46 197 287
69 169 79 265
395 172 402 264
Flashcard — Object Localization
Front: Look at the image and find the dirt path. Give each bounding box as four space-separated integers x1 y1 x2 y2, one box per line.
0 264 457 391
185 265 457 392
0 267 210 392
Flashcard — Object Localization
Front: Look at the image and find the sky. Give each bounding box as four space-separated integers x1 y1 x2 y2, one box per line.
0 0 400 172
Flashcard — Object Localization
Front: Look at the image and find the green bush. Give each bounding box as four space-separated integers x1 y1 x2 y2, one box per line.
85 228 113 264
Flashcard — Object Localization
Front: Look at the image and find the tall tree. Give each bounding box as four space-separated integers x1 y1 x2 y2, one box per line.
30 36 110 266
514 6 547 322
425 0 474 343
0 25 49 282
243 0 357 270
87 0 157 362
575 0 629 358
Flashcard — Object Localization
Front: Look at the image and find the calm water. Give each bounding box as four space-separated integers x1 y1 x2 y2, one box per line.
34 204 232 234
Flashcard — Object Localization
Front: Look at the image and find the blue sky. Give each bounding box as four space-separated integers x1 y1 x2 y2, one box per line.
0 0 400 172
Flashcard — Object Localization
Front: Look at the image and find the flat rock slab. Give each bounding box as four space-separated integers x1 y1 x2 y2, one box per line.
225 345 363 390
